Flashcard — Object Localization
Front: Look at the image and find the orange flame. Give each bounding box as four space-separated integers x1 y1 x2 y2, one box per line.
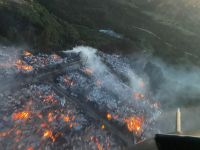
63 116 70 122
96 142 103 150
12 111 30 121
43 130 56 142
26 147 34 150
101 124 105 129
124 116 144 134
15 59 33 71
91 136 103 150
62 113 75 122
62 114 76 128
106 113 112 120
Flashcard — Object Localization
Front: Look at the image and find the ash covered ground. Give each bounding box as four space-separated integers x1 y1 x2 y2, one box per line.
2 45 199 150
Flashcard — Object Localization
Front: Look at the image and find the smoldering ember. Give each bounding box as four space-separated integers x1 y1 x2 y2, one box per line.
2 0 200 149
2 44 200 150
1 43 200 150
0 45 164 150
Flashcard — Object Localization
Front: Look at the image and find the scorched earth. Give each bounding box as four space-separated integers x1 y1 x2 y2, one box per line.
0 46 161 150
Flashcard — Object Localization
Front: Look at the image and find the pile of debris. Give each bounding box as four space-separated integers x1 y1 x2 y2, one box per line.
23 52 63 70
0 46 162 149
57 50 160 138
0 84 123 150
0 49 80 80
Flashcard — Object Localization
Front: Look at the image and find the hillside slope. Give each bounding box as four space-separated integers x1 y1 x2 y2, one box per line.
0 0 200 66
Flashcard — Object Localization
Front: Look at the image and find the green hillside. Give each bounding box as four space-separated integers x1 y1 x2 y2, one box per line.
0 0 200 66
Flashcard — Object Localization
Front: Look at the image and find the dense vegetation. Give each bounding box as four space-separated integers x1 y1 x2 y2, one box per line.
0 0 200 66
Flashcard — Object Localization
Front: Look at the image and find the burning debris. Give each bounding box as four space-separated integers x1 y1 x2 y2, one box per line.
0 84 79 148
15 59 33 72
124 116 144 135
43 130 56 142
0 48 80 80
106 113 112 120
0 46 163 149
59 46 161 140
0 83 124 149
22 52 63 70
12 111 31 121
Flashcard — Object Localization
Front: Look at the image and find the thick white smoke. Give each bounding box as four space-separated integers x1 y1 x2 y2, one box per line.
65 46 107 74
64 46 148 101
2 45 199 138
150 59 200 109
64 46 161 139
148 59 200 134
65 46 200 135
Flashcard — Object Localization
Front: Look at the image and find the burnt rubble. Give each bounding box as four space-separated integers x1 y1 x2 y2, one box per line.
0 84 123 150
0 46 161 150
